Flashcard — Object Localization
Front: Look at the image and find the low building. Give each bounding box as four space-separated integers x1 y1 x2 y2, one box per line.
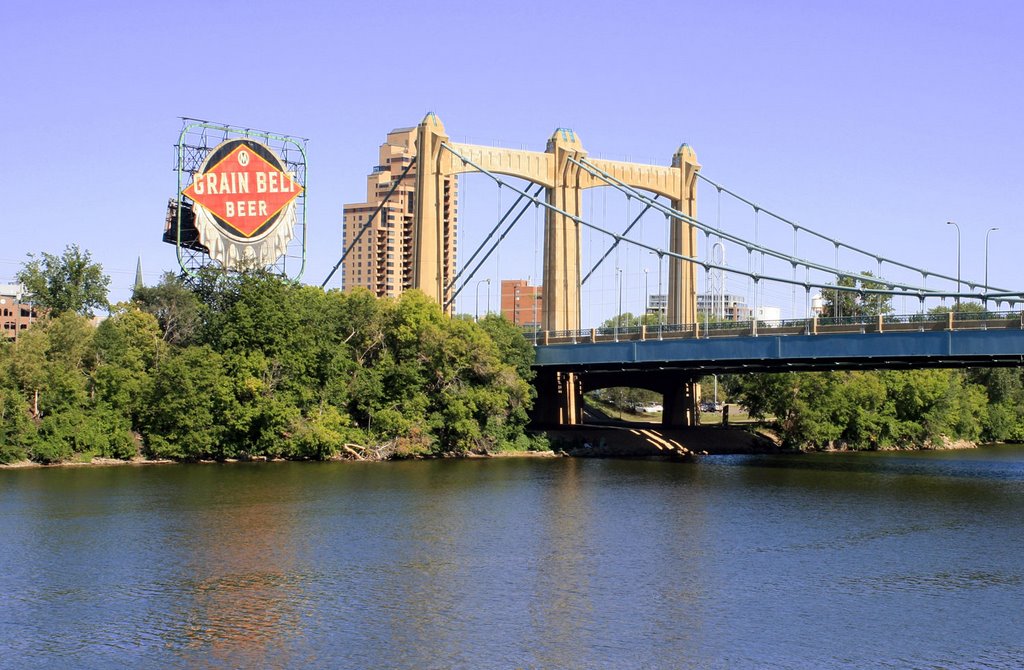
500 279 543 329
647 293 667 317
0 284 39 339
697 292 752 322
756 306 782 326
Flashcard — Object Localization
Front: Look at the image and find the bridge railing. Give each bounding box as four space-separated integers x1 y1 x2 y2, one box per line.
534 310 1024 346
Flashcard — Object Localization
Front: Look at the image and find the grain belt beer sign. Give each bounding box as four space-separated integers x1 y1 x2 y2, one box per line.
182 138 303 269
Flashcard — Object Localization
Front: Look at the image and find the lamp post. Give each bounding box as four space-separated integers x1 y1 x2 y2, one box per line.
513 284 520 326
643 268 649 322
475 278 490 321
946 221 960 309
985 227 999 311
615 267 623 341
648 251 665 337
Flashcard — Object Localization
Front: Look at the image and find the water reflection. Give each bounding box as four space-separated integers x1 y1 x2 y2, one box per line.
530 457 594 668
163 471 307 668
2 450 1024 668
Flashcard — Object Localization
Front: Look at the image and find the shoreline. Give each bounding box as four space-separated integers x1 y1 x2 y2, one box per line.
0 431 996 470
0 450 564 470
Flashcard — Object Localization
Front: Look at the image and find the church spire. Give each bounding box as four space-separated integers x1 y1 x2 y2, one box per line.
134 256 144 294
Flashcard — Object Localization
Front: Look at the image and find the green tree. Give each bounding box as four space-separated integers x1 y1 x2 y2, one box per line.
141 346 234 460
133 273 206 346
17 245 110 317
821 271 892 318
477 313 537 383
0 345 37 462
725 368 989 450
92 306 164 431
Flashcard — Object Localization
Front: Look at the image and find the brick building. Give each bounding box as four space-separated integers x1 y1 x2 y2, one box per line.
500 279 543 330
0 284 39 339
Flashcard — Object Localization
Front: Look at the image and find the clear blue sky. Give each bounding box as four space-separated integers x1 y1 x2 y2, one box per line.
2 0 1021 323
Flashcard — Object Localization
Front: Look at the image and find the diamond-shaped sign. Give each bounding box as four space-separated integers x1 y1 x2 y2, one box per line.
183 141 303 238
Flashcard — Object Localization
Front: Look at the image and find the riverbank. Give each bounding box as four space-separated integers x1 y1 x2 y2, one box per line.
0 450 563 470
1 430 990 470
545 424 780 459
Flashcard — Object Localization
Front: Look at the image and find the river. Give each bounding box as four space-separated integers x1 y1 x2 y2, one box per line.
2 446 1023 669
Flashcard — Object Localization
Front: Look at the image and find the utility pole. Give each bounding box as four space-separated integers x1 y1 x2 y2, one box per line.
946 221 961 309
985 227 999 311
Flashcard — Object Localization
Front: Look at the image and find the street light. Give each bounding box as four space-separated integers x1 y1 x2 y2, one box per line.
643 268 649 322
475 277 490 321
946 221 960 309
615 267 623 341
513 284 520 326
985 227 999 311
648 251 664 338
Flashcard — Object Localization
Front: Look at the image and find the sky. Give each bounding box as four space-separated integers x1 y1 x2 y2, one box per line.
2 0 1022 325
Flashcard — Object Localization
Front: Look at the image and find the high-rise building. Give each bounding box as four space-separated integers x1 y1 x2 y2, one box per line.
341 128 458 300
500 279 543 330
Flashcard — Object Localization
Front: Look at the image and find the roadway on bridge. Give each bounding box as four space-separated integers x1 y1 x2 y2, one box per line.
535 327 1024 374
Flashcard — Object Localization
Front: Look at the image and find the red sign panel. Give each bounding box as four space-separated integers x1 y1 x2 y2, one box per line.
182 140 303 238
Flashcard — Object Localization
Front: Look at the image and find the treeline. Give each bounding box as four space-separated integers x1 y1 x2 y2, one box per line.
724 367 1024 450
0 270 542 464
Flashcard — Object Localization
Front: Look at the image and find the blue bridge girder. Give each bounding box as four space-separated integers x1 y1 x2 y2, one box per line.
534 325 1024 375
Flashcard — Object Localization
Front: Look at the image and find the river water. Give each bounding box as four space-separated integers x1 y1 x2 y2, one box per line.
2 446 1023 669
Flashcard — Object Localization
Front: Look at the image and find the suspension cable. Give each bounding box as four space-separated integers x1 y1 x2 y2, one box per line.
696 171 1004 291
571 156 994 297
444 182 543 309
442 143 1019 302
581 198 657 285
322 155 417 288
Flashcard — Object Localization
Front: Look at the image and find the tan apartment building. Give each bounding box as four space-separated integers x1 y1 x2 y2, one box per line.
500 279 543 330
341 128 458 301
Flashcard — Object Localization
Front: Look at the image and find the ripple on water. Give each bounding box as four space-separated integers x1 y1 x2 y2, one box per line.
1 455 1024 668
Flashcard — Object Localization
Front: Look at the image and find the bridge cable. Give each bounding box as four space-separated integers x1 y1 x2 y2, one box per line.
581 198 657 285
448 183 543 298
576 155 931 295
571 156 971 298
440 143 1012 304
444 182 544 310
696 171 1007 294
321 155 417 288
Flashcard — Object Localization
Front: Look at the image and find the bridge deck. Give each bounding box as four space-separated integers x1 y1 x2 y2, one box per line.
533 314 1024 374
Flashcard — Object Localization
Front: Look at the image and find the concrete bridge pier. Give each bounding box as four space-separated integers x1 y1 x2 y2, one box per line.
661 376 700 428
532 369 699 428
532 369 583 427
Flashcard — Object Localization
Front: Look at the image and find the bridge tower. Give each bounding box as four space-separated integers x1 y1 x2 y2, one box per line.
410 113 701 426
412 112 456 307
669 144 700 325
543 128 586 333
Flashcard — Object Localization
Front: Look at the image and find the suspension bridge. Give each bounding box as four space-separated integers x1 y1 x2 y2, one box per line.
326 113 1024 428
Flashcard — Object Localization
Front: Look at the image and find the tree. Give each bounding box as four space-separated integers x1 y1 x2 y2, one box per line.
820 271 892 318
17 245 110 317
477 313 537 383
724 368 989 450
133 273 206 346
928 301 986 316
